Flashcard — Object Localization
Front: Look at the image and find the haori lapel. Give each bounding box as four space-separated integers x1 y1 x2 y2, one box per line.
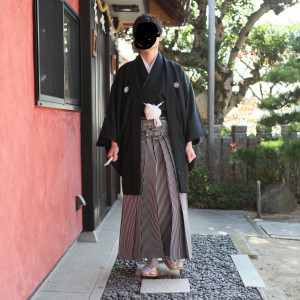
164 57 179 122
135 54 149 92
141 52 164 95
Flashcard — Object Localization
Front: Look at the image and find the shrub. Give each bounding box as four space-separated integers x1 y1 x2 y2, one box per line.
232 138 300 189
188 163 256 209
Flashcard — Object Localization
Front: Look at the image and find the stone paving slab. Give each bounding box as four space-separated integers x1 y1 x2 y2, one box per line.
256 220 300 240
35 242 112 294
230 231 258 258
231 255 265 288
189 209 267 237
90 237 120 300
257 287 288 300
32 291 90 300
140 279 190 294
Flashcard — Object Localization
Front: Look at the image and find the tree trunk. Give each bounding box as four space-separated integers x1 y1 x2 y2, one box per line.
214 64 233 124
194 64 233 125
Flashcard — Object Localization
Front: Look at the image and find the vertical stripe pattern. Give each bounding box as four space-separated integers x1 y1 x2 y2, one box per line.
118 119 192 260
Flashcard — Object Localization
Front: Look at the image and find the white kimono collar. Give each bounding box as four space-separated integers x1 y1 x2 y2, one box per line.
140 52 158 73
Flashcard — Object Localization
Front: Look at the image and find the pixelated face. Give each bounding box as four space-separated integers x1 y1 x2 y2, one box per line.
134 22 160 50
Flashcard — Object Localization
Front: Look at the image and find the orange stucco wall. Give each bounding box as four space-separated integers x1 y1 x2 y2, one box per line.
0 0 82 299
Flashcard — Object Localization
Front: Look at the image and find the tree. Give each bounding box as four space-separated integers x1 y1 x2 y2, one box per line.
157 0 298 124
232 31 300 187
257 30 300 128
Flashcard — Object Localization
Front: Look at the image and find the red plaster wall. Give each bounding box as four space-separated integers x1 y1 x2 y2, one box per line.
0 1 82 299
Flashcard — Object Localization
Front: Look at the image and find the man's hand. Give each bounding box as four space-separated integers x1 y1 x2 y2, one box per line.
185 141 196 163
108 141 119 162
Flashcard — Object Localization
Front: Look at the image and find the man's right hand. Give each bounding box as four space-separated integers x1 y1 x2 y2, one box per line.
107 141 119 162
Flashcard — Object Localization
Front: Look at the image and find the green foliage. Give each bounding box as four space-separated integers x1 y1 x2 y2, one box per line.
232 138 300 188
245 23 295 68
188 163 256 209
289 122 300 132
257 27 300 128
221 126 231 136
280 139 300 162
188 163 209 198
263 57 300 83
258 88 300 110
259 111 300 127
233 139 283 164
162 25 195 53
232 141 283 187
292 31 300 52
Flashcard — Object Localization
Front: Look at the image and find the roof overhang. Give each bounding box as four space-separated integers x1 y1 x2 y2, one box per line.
103 0 190 27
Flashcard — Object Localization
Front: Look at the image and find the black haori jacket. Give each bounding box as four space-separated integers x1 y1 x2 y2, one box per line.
96 52 206 195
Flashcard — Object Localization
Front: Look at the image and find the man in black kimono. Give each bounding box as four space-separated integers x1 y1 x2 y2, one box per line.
97 14 206 277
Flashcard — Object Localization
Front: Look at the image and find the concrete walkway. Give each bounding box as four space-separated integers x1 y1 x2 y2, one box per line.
189 208 267 237
31 200 274 300
255 220 300 240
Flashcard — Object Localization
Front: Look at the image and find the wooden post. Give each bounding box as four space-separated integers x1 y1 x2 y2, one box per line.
207 0 215 183
257 181 261 218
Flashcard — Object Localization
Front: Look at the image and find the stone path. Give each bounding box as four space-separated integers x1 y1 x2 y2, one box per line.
256 220 300 240
31 202 289 299
101 235 262 299
189 209 267 237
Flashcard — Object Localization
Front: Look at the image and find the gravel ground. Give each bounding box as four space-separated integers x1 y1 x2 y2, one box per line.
101 235 262 299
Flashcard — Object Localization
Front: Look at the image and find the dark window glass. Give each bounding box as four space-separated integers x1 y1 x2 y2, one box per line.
39 0 64 101
64 8 80 105
35 0 80 110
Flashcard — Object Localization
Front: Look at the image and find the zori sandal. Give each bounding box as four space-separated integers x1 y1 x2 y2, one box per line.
163 259 184 270
141 264 159 277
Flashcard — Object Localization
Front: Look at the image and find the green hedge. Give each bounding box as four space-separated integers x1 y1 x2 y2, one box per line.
232 138 300 189
188 163 256 209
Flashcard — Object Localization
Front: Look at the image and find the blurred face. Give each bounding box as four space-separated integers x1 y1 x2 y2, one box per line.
134 22 161 50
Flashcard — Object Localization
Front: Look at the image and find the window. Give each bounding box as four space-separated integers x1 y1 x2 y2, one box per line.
34 0 81 111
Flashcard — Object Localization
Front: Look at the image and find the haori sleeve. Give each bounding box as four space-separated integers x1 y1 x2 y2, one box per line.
96 69 123 150
183 72 207 145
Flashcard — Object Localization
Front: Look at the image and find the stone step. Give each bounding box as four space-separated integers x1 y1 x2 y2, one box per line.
231 254 265 288
230 231 258 258
257 287 288 300
140 278 190 294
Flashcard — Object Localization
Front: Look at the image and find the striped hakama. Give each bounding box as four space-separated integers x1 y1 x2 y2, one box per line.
118 118 192 261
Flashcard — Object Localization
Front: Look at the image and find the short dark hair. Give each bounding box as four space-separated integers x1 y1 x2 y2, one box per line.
133 14 163 39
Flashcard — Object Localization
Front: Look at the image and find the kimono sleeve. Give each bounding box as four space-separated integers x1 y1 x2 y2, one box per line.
184 73 207 145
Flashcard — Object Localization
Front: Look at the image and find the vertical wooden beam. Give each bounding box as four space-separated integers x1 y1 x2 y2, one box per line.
207 0 215 182
80 0 96 231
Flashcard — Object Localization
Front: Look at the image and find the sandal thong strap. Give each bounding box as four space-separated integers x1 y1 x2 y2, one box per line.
141 265 159 277
163 259 184 270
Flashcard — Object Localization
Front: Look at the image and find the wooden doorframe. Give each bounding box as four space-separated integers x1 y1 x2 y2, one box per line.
80 0 120 231
105 32 120 207
80 0 94 231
